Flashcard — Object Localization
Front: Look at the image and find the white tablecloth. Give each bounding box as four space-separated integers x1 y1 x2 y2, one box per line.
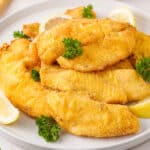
0 0 150 149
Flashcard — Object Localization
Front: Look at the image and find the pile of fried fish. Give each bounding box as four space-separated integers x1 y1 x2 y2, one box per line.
0 6 150 138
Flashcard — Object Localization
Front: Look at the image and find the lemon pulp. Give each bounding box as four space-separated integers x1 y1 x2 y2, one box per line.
0 91 20 124
109 7 137 27
129 97 150 118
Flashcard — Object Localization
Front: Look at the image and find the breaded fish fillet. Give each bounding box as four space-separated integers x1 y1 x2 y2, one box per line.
108 59 133 69
40 63 127 104
37 19 136 71
23 23 40 38
48 91 139 137
0 39 52 117
40 62 150 104
0 39 139 137
134 32 150 62
114 69 150 101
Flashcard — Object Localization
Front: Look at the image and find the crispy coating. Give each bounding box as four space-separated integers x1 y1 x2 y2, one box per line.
114 69 150 102
36 19 136 71
134 32 150 62
0 61 52 117
45 18 68 31
128 32 150 66
40 62 150 104
65 6 96 19
26 42 41 69
4 39 30 61
48 91 139 137
0 39 51 117
0 39 139 137
23 23 40 38
57 37 135 72
108 59 133 69
0 43 9 51
40 63 127 104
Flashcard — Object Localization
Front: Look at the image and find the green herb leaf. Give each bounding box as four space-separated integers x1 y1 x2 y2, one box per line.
31 69 40 82
62 38 83 59
82 4 94 18
13 31 30 39
136 57 150 82
36 116 60 142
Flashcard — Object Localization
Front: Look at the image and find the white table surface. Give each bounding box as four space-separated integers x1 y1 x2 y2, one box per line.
0 0 150 149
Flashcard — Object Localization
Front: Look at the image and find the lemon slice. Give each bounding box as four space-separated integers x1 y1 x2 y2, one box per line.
129 97 150 118
0 90 20 124
109 7 136 27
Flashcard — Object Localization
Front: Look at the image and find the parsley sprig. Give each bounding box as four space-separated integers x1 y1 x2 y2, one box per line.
31 69 40 82
36 116 60 142
82 4 94 18
62 38 83 59
136 57 150 82
13 31 30 39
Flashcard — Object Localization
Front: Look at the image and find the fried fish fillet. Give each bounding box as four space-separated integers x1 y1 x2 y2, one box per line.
40 62 150 104
40 63 127 104
23 23 40 38
134 32 150 62
128 32 150 66
108 59 133 69
57 39 134 72
22 5 96 39
0 39 52 117
114 69 150 101
23 5 96 39
48 91 139 137
0 39 139 137
37 19 136 71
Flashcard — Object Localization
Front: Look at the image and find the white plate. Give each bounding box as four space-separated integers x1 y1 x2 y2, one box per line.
0 0 150 149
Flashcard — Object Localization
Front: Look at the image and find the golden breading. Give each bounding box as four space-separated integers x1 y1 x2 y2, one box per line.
0 61 52 117
40 62 150 104
23 23 40 38
0 39 51 117
26 42 41 69
134 32 150 62
108 59 133 69
114 69 150 102
40 63 127 104
45 18 68 31
2 39 30 61
65 6 96 19
36 19 136 71
48 91 139 137
0 39 139 137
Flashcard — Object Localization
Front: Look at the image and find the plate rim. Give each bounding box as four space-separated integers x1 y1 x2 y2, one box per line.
0 0 150 149
1 123 150 150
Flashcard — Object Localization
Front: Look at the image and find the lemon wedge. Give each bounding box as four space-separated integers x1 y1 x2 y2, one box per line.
109 7 137 27
129 97 150 118
0 90 20 124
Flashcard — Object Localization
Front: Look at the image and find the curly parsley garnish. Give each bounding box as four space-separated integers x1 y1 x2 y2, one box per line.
62 38 83 59
13 31 30 39
31 69 40 82
82 4 94 18
136 57 150 82
36 116 60 142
